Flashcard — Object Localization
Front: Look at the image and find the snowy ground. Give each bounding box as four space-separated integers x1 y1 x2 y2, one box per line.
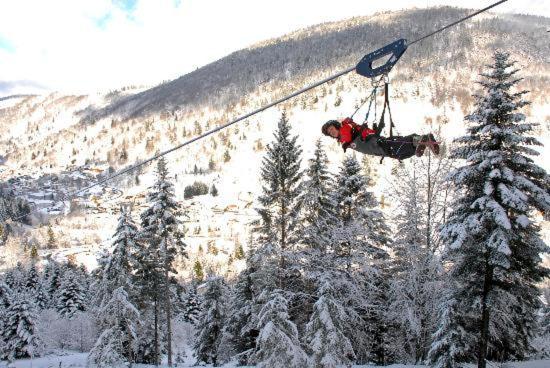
2 353 549 368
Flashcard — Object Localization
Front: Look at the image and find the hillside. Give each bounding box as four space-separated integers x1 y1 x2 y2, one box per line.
0 6 549 278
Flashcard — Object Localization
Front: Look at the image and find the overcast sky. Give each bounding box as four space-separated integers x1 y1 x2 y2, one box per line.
0 0 548 96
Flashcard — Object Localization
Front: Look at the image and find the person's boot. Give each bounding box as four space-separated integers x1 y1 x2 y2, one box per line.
414 134 427 157
428 133 440 155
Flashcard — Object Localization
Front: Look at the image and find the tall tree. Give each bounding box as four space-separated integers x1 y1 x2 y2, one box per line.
222 266 258 365
386 158 449 363
255 111 303 291
300 139 337 253
98 206 139 306
180 285 202 325
56 270 86 318
194 276 228 366
436 51 550 367
87 287 140 367
251 289 309 368
1 293 42 361
304 273 356 368
0 281 12 346
139 157 186 367
331 155 391 362
91 206 141 367
45 260 64 307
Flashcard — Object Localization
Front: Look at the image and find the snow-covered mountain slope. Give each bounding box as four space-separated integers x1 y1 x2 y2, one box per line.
1 7 549 277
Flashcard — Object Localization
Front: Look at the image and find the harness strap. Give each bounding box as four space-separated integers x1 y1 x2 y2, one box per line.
377 82 396 137
386 84 395 138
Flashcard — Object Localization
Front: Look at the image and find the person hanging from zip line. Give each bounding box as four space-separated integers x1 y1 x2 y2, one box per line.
321 117 440 160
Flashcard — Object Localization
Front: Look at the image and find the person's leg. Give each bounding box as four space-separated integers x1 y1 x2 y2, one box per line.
379 135 417 160
427 133 440 155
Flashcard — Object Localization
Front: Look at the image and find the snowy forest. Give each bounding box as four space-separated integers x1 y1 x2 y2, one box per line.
0 51 549 368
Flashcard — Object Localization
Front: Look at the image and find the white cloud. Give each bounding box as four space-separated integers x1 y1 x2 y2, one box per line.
0 0 547 95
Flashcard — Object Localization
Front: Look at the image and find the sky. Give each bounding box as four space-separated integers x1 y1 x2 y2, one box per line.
0 0 548 96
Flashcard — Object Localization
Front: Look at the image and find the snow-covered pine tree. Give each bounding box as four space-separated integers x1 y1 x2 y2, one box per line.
180 285 202 325
87 287 140 367
56 270 86 318
25 264 39 291
132 237 163 365
25 265 48 310
532 287 550 357
437 51 550 367
4 262 24 291
427 294 469 368
98 206 139 306
332 155 389 269
301 139 337 254
222 266 257 365
386 160 446 363
331 154 391 362
194 276 228 366
296 138 339 334
304 273 356 368
45 260 64 307
0 281 12 348
251 289 309 368
139 157 186 367
0 281 11 310
1 293 42 361
255 111 303 291
251 111 308 352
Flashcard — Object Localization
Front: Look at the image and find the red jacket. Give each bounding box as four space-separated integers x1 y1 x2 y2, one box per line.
339 118 376 145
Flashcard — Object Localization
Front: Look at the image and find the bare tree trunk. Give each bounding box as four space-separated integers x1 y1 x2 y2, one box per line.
426 151 433 251
478 259 493 368
165 266 173 367
279 180 287 290
154 298 159 366
129 329 134 368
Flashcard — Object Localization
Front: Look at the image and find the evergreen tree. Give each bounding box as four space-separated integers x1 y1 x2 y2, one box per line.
223 266 258 365
211 184 219 197
1 293 42 361
4 263 25 291
45 260 64 307
29 245 39 261
386 160 446 363
436 51 550 367
180 285 202 325
137 157 187 366
194 277 228 366
251 289 308 368
255 111 303 291
332 155 389 271
25 264 39 291
99 206 139 306
0 281 11 310
331 155 391 362
427 295 470 368
87 287 140 367
56 270 86 318
25 265 48 310
234 243 245 260
304 274 356 368
0 281 12 344
193 260 204 282
3 269 17 290
300 139 337 255
47 225 56 249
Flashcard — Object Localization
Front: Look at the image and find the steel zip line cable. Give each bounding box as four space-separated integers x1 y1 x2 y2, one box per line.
3 0 509 224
